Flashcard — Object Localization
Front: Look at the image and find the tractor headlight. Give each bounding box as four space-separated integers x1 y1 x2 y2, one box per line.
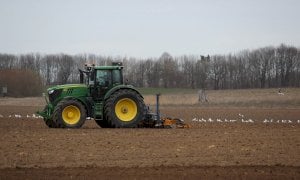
48 90 55 95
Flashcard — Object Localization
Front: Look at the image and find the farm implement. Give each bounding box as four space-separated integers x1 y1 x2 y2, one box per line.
37 63 190 129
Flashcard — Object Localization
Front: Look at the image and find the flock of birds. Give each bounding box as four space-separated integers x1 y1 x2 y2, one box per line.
192 113 300 124
0 114 43 119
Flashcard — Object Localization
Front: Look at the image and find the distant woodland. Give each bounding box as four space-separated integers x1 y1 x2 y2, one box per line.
0 44 299 96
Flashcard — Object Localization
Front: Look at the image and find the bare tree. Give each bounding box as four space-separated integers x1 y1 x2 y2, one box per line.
195 55 210 89
0 44 299 91
57 54 74 84
182 55 195 88
0 54 18 69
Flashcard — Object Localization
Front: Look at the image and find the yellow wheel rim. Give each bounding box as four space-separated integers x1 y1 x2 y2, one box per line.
62 105 81 125
115 98 137 122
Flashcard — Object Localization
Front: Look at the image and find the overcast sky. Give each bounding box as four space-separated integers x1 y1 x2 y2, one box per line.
0 0 299 57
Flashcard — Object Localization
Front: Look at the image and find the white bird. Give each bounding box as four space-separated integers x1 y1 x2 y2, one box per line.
297 120 300 123
9 115 12 118
27 114 31 118
263 119 269 123
230 119 237 123
247 119 254 123
281 120 287 123
208 118 213 122
217 119 222 123
14 114 21 118
224 119 229 122
238 113 244 118
201 118 206 122
276 120 280 123
0 114 3 118
32 114 39 118
192 118 198 122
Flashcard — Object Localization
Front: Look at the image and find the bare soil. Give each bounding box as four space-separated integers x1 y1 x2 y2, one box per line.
0 102 299 179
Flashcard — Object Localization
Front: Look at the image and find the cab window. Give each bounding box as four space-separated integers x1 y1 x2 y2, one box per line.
112 70 122 84
96 70 111 86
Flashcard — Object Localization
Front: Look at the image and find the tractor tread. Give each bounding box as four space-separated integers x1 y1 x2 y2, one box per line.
104 89 145 128
52 98 86 128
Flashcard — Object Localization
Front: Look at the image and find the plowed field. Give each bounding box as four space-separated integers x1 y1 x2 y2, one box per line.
0 98 299 179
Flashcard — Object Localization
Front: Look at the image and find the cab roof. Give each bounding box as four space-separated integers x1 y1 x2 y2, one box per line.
93 66 123 70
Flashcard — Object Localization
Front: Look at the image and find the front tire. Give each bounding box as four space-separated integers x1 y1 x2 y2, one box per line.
42 106 58 128
52 99 86 128
104 89 145 128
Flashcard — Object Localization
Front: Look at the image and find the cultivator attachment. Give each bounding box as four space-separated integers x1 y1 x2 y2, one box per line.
140 94 191 129
139 114 190 128
162 117 191 128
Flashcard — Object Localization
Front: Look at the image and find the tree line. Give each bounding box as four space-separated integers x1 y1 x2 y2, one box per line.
0 44 299 96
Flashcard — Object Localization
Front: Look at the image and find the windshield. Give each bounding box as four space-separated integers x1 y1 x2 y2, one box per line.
96 70 111 86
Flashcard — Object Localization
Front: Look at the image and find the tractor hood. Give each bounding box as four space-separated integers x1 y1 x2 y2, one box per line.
47 84 88 104
47 84 87 92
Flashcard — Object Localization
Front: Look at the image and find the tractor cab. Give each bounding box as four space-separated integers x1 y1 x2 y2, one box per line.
79 63 124 99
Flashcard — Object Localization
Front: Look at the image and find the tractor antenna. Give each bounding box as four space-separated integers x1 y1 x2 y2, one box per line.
156 93 161 124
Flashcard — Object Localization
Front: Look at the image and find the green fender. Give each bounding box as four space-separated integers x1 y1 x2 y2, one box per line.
104 85 144 100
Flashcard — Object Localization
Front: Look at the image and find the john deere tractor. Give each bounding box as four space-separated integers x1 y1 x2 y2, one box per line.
37 63 146 128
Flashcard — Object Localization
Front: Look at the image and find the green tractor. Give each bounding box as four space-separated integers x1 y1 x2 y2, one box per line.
37 63 146 128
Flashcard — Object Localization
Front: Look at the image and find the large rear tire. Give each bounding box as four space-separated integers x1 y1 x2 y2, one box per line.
104 89 145 128
52 99 86 128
